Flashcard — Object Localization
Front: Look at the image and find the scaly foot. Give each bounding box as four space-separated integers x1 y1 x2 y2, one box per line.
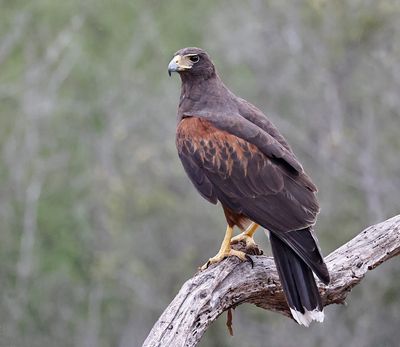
230 233 257 248
200 249 250 270
231 222 263 255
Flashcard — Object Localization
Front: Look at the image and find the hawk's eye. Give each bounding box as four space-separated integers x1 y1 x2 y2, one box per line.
189 55 199 63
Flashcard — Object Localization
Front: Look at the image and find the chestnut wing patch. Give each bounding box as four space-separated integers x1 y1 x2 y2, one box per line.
176 117 319 232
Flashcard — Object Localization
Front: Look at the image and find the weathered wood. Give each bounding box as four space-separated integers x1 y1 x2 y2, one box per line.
143 215 400 347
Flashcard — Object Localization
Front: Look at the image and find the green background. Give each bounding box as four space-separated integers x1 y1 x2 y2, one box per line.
0 0 399 346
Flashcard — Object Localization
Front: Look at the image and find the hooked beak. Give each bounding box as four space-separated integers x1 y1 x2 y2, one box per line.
168 55 192 76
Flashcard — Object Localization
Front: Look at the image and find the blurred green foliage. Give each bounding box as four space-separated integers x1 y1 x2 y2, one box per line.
0 1 399 346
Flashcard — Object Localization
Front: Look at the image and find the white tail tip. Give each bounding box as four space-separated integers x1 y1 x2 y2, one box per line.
290 308 324 327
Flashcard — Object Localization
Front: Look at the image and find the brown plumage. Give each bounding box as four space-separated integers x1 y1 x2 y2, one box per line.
169 47 330 326
176 117 255 229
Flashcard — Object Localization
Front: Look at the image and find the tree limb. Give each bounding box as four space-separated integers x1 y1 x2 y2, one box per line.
143 215 400 347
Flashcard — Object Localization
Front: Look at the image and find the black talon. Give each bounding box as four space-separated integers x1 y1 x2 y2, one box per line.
245 254 254 268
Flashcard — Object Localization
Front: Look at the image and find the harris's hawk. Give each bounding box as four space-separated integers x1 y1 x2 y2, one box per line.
168 47 330 326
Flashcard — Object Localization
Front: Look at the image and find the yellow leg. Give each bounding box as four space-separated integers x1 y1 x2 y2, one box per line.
230 222 259 247
200 225 248 270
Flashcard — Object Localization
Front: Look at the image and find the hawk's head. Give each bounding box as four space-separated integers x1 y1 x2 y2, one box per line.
168 47 215 80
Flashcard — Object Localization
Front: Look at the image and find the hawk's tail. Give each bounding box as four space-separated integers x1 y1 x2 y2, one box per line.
269 231 326 327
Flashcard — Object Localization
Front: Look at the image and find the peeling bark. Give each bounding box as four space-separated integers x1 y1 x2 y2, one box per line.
143 215 400 347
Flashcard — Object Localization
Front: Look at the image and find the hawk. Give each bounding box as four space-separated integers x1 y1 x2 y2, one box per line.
168 47 330 326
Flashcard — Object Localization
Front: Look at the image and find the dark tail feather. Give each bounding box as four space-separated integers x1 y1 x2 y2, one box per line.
270 232 324 326
279 227 330 285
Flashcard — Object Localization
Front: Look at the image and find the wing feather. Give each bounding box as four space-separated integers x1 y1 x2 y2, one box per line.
203 113 305 176
176 117 319 233
177 139 217 204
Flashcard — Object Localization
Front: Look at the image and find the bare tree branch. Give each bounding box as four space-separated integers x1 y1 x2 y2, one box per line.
143 215 400 347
